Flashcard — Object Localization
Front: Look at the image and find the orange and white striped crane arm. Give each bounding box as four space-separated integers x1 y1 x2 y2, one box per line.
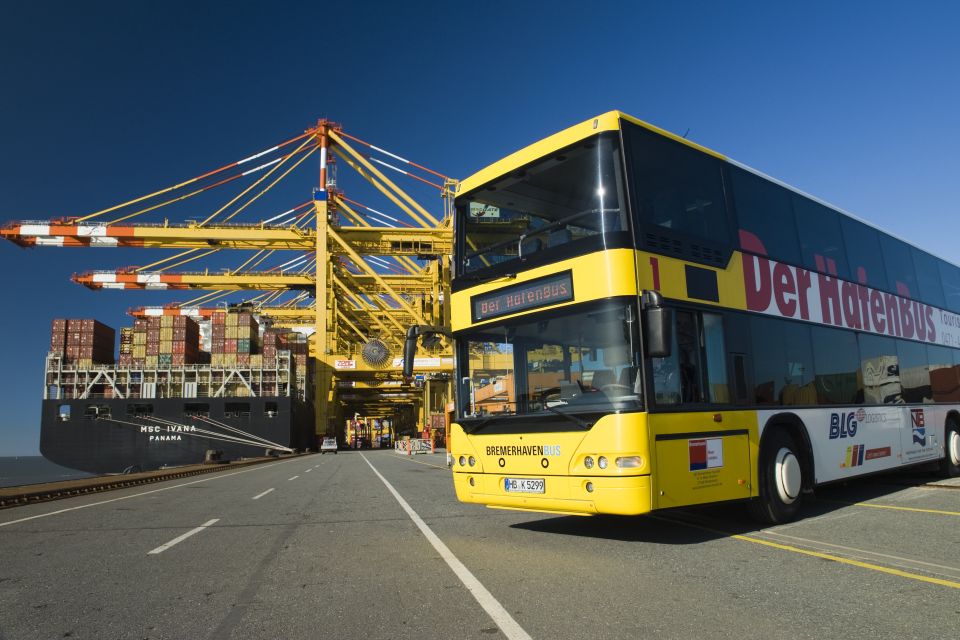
72 270 316 292
0 220 317 249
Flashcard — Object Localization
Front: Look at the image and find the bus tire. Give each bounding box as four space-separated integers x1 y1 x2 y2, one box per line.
940 419 960 478
750 428 804 525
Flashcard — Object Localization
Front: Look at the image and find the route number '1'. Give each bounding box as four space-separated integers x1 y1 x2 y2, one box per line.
650 257 661 291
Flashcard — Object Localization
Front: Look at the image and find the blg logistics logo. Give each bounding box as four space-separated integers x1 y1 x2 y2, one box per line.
828 409 864 439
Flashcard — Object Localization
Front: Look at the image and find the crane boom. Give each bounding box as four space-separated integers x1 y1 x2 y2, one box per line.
1 221 450 255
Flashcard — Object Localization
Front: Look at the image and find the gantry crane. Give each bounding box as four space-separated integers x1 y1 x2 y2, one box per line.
2 119 455 441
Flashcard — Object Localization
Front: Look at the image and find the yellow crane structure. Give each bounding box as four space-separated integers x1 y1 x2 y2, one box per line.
1 120 455 443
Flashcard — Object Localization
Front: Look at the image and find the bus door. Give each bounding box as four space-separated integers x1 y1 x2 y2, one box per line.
649 309 754 509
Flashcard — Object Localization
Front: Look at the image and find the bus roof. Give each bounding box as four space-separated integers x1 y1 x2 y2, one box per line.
457 111 725 196
456 110 959 270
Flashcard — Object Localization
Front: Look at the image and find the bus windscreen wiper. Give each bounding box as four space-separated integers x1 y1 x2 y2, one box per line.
541 403 594 430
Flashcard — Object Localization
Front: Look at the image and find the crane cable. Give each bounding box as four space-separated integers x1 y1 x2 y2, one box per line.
215 143 319 225
199 137 317 227
135 195 313 276
75 128 317 223
337 130 450 181
133 248 204 273
337 195 415 228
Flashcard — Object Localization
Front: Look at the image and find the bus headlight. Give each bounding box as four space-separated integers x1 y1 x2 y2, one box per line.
468 456 476 467
584 456 594 469
616 456 643 469
598 456 608 469
459 455 466 466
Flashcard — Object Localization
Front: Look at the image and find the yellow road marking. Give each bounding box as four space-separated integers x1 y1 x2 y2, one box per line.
819 499 960 517
653 515 960 590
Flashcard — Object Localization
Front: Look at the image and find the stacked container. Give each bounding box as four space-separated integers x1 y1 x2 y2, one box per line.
118 316 202 368
118 327 134 366
51 319 115 367
50 319 67 355
210 312 259 367
131 318 148 367
261 329 280 368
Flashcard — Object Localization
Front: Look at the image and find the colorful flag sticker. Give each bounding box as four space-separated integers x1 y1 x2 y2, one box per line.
843 444 865 468
689 438 723 471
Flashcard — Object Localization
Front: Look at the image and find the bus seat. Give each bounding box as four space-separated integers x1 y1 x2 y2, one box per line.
590 369 615 388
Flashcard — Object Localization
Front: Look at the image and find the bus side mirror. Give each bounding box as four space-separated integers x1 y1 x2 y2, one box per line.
642 291 672 358
403 325 451 378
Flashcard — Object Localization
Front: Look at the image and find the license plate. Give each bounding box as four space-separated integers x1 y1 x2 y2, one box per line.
504 478 545 493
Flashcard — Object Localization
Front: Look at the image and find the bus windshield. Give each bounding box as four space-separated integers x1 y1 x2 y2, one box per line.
458 133 627 274
457 300 642 421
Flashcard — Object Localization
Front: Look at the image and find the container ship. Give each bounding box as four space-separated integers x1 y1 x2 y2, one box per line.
41 312 315 474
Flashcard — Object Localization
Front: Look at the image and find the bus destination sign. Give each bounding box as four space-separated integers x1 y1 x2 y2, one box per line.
471 271 574 322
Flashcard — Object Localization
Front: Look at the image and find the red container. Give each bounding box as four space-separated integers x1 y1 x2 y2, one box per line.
237 354 250 366
118 353 133 366
172 353 186 366
225 339 237 353
146 343 159 356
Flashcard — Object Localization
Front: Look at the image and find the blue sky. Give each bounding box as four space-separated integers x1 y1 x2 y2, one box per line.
1 1 958 454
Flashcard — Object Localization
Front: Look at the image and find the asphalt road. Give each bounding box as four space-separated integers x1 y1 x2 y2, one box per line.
1 450 958 639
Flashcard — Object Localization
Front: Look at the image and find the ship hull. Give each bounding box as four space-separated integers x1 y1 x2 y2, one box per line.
40 397 315 474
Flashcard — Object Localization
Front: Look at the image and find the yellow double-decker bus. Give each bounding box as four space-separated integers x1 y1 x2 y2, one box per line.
406 111 960 523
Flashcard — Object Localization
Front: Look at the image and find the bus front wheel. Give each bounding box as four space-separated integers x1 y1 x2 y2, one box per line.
751 429 804 525
940 419 960 478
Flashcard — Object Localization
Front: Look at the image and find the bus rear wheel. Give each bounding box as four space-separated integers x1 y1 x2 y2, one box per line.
940 420 960 478
751 428 804 525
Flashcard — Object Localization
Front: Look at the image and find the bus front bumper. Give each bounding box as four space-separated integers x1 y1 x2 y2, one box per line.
453 472 652 516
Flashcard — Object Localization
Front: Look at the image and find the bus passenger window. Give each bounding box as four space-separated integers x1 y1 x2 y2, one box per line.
702 313 729 403
653 311 704 405
676 311 703 403
653 311 728 405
